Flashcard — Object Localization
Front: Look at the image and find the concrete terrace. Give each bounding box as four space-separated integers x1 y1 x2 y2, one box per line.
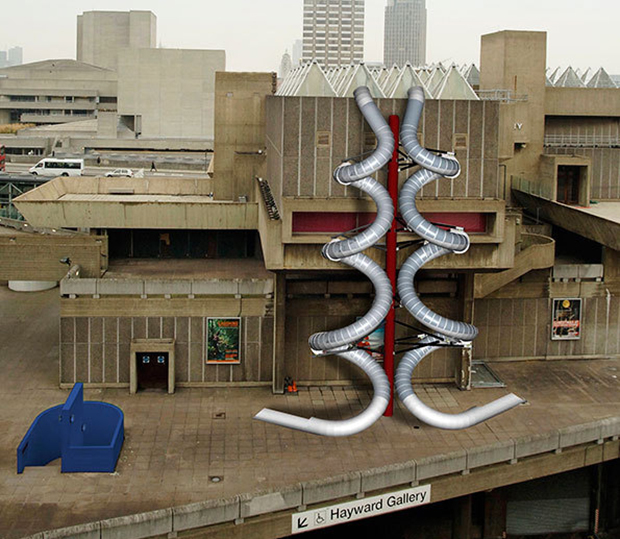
1 286 619 538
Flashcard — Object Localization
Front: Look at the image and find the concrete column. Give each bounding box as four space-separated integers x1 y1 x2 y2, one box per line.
483 490 506 539
452 495 473 539
272 272 286 394
457 273 474 390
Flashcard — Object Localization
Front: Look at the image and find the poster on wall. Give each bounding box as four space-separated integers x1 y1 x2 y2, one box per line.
207 318 241 364
357 319 385 362
551 298 582 340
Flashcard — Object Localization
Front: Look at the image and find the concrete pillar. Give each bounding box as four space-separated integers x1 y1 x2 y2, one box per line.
272 272 286 394
457 273 474 390
452 495 473 539
483 490 506 539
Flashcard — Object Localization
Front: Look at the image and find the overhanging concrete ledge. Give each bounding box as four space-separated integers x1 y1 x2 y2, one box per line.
513 188 620 250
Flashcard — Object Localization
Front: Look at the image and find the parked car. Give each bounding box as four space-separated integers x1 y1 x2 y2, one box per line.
105 168 134 178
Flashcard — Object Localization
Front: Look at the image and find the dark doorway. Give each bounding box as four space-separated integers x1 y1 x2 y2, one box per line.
557 165 582 205
136 351 168 391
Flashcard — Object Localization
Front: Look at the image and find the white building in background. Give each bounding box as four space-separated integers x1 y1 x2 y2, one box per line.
117 48 225 139
0 47 23 68
292 39 303 67
302 0 364 67
77 10 156 71
384 0 426 67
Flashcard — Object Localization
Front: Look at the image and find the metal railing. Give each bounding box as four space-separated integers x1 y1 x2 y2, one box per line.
544 134 620 148
476 89 528 103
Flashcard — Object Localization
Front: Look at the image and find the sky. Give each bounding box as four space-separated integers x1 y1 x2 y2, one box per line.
4 0 620 74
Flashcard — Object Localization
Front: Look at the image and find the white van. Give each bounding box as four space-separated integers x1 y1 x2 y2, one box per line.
29 158 84 177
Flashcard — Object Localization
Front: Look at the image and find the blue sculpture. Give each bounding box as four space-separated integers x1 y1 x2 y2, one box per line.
17 383 124 473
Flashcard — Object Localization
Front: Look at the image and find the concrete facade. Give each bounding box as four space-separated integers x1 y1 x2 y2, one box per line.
384 0 427 67
117 48 225 139
8 31 620 392
0 60 117 125
213 72 275 200
77 11 156 72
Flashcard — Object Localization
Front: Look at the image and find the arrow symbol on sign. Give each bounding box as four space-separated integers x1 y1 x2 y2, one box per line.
298 518 308 529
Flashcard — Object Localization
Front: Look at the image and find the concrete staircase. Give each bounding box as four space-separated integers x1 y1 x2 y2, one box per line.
474 233 555 299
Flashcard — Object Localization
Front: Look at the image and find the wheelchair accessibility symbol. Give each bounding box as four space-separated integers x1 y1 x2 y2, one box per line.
315 511 326 525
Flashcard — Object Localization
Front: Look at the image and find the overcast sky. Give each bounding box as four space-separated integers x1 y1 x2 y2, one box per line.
4 0 620 74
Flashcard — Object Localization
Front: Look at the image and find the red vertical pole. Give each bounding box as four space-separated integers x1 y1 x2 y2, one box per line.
383 115 399 417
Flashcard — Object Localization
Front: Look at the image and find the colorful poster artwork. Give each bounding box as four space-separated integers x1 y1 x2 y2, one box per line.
551 298 582 340
207 318 241 363
357 320 385 362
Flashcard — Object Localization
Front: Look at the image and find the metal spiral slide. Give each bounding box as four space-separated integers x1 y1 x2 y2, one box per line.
254 86 524 436
395 87 525 429
254 87 394 436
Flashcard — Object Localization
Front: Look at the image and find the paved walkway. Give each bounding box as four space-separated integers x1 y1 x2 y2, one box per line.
1 286 619 538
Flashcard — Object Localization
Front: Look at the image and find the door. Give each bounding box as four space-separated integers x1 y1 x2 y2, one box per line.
136 351 168 391
557 165 581 205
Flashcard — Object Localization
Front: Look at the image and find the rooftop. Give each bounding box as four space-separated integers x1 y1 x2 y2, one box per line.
103 258 273 281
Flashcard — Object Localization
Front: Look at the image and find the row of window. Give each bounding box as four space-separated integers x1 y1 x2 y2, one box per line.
304 0 363 6
7 95 97 102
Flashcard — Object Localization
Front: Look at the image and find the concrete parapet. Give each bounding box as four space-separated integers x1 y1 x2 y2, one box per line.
144 280 192 296
600 416 620 440
101 508 172 539
97 279 144 296
44 521 101 539
191 279 239 296
466 439 515 471
514 431 560 459
416 450 467 481
559 421 605 449
238 279 274 296
301 472 361 506
239 484 302 519
60 278 98 296
360 461 416 494
173 497 240 532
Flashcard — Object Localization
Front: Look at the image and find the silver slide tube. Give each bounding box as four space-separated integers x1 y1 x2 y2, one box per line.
254 349 390 437
333 87 395 184
396 86 524 429
255 87 394 436
396 338 525 430
400 87 460 178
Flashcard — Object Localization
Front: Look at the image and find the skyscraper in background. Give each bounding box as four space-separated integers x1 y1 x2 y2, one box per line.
302 0 364 67
8 47 23 67
384 0 426 66
292 39 303 67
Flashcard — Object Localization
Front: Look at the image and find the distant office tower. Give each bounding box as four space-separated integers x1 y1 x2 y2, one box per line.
0 51 7 69
302 0 364 67
384 0 426 67
77 11 156 71
292 39 303 67
8 47 23 67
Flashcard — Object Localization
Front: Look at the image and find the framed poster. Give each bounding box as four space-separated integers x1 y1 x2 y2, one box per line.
357 319 385 362
551 298 582 340
207 317 241 364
